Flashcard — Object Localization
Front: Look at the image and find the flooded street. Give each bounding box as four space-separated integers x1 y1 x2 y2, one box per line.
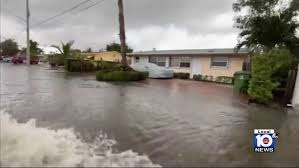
1 63 299 167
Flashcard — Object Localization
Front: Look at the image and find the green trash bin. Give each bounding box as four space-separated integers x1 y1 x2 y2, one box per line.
233 71 251 92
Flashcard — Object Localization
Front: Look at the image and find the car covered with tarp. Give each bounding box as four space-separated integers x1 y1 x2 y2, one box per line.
131 62 174 79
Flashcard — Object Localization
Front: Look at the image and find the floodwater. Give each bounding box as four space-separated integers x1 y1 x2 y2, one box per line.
1 63 299 167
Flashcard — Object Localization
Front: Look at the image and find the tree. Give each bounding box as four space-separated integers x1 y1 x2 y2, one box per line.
22 40 43 56
85 48 92 53
106 42 133 53
0 39 19 56
233 0 299 55
51 40 75 59
248 48 291 104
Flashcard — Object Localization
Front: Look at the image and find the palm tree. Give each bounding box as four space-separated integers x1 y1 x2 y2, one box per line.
51 40 75 59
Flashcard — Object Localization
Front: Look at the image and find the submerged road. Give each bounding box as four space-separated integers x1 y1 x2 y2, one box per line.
1 63 299 167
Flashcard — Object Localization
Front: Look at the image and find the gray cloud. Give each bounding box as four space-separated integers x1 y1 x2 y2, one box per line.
1 0 238 51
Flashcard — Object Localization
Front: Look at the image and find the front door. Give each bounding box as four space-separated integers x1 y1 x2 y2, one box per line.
191 57 202 77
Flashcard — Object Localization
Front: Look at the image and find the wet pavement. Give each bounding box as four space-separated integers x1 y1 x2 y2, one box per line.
1 63 299 167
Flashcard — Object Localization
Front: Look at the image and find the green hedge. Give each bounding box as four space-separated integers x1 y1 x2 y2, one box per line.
96 70 148 81
174 73 190 79
66 59 95 72
193 74 233 84
67 59 120 72
95 61 117 71
215 76 233 84
193 74 203 81
48 54 65 66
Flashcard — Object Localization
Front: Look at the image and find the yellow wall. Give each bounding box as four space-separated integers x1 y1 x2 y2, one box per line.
83 51 122 62
199 55 245 77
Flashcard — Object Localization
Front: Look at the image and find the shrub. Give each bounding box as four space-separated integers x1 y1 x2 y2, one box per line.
174 73 190 79
201 75 214 82
215 76 233 84
248 48 292 104
48 54 65 66
193 74 203 81
66 59 95 72
96 70 148 81
95 61 117 71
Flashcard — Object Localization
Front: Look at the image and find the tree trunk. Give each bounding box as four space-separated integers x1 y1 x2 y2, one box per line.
118 0 128 66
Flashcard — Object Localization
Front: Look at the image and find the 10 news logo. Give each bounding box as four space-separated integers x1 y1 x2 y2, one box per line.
254 129 278 153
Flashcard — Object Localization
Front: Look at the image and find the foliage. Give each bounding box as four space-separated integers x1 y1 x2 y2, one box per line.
233 0 299 55
0 39 19 56
215 76 234 84
173 73 190 79
193 74 203 81
95 61 118 71
96 71 148 81
202 75 214 82
194 74 233 84
105 42 133 53
48 54 65 66
248 48 291 104
66 59 95 72
22 40 43 56
51 40 75 64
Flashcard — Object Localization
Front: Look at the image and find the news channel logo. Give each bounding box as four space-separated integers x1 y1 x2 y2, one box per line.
254 129 278 153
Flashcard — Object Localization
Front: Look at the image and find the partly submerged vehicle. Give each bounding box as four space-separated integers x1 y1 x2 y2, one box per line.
131 62 174 79
12 56 25 64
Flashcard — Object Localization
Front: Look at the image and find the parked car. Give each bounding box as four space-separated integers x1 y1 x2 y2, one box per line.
131 62 174 79
2 57 12 63
30 56 39 64
12 56 25 64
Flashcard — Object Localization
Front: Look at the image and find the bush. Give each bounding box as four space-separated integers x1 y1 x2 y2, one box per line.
201 75 214 82
66 59 95 72
215 76 233 84
48 54 65 66
95 61 117 71
174 73 190 79
247 49 290 104
96 70 148 81
193 74 203 81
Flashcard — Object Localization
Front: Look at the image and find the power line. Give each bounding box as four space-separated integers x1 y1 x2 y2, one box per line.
77 0 105 13
33 0 106 28
31 0 92 27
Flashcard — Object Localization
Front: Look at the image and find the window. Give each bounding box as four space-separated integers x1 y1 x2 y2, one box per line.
170 57 180 67
170 56 190 68
135 56 140 63
180 57 191 68
149 56 166 67
211 56 228 68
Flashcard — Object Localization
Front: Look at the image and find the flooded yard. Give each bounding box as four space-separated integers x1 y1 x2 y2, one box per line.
1 63 299 167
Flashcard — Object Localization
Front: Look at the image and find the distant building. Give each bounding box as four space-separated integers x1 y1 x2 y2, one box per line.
82 51 127 63
128 48 250 78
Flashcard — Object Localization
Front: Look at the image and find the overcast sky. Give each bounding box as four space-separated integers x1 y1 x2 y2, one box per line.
1 0 239 52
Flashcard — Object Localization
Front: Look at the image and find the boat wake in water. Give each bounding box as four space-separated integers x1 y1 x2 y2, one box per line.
0 111 160 167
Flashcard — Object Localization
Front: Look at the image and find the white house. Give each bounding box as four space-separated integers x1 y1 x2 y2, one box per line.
128 48 250 78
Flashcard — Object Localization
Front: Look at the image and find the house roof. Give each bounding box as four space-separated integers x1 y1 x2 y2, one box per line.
128 48 249 56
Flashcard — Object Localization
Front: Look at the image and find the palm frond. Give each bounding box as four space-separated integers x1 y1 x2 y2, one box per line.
51 45 63 54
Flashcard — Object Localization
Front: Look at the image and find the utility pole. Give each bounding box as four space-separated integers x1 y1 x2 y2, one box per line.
0 0 2 52
118 0 128 66
26 0 30 65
